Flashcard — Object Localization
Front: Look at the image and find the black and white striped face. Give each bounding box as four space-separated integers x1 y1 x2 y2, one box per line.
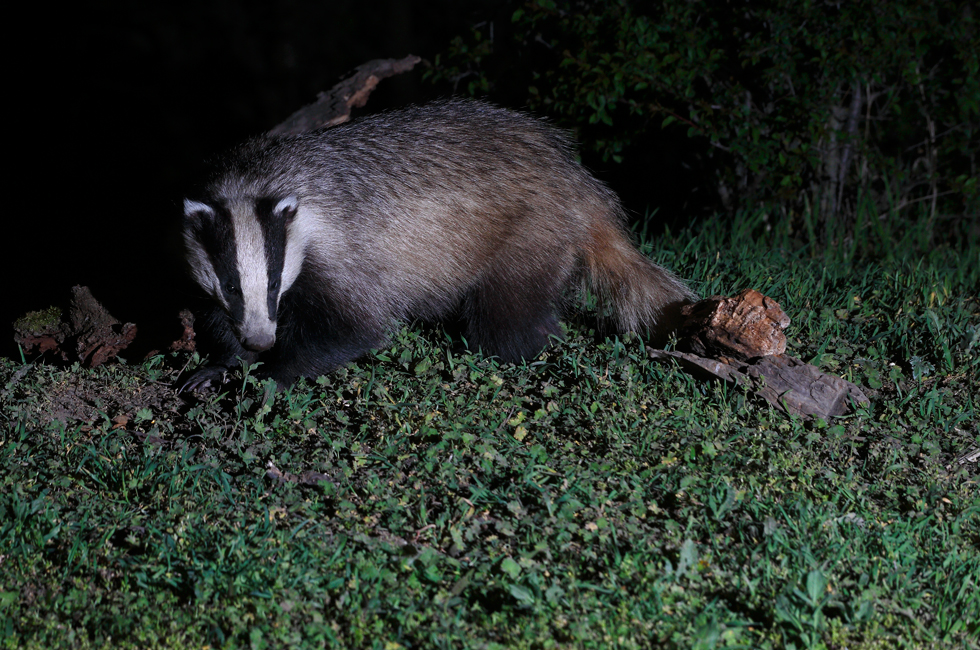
183 195 303 352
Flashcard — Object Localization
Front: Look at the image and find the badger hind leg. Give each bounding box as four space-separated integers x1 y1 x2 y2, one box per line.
461 264 568 363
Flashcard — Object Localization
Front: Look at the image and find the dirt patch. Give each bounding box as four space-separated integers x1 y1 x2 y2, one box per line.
2 359 186 428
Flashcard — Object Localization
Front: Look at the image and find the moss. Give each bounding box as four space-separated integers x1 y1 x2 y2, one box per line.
13 306 63 333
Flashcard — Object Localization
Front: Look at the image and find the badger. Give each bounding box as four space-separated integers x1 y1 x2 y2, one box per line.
181 99 695 390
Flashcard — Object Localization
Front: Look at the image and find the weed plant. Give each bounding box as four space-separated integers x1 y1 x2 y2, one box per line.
1 207 978 648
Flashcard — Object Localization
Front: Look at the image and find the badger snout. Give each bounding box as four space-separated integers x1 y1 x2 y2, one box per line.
242 331 276 352
239 302 278 352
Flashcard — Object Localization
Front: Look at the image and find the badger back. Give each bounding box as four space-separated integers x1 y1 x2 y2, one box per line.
249 101 622 318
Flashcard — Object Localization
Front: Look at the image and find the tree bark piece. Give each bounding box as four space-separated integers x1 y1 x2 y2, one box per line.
652 290 870 419
679 288 790 359
70 285 138 367
13 306 70 360
12 286 137 367
169 309 197 352
267 55 422 136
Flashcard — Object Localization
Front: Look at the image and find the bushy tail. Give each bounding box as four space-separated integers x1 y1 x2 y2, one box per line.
583 218 696 345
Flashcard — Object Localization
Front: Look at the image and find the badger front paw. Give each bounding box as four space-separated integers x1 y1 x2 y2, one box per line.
178 366 230 393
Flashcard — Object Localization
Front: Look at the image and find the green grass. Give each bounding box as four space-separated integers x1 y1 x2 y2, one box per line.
2 209 978 648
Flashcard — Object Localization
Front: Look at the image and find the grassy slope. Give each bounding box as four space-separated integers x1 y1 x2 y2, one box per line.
2 211 978 649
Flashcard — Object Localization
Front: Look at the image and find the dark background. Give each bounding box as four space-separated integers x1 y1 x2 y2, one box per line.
5 1 690 361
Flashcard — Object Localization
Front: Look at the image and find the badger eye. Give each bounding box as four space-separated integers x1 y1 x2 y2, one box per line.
223 281 240 296
269 278 281 293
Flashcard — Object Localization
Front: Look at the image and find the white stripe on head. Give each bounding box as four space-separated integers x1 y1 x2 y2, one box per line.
280 196 309 295
280 197 351 299
230 199 278 350
183 200 225 309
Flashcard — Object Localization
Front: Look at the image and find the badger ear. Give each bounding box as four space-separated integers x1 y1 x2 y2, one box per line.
274 195 299 222
183 199 214 221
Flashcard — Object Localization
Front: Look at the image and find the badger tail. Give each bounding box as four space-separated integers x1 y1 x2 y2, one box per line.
583 217 697 346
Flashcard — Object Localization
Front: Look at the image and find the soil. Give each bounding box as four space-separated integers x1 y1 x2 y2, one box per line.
2 357 188 429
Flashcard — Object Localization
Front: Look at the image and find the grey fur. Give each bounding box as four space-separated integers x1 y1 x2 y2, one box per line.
182 99 695 388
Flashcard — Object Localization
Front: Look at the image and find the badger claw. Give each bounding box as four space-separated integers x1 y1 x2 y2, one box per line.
178 366 229 393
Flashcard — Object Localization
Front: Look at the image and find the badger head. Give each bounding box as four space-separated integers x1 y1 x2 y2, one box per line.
183 195 303 352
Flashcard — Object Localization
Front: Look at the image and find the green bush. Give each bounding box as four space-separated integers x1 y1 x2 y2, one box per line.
429 0 979 242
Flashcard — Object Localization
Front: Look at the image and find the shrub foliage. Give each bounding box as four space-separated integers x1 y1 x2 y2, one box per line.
429 0 979 238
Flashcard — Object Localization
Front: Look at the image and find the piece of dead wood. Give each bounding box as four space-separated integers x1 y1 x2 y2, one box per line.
651 289 870 420
12 306 70 360
70 285 138 367
169 309 197 353
679 289 790 359
14 285 137 367
267 55 422 136
945 445 980 472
